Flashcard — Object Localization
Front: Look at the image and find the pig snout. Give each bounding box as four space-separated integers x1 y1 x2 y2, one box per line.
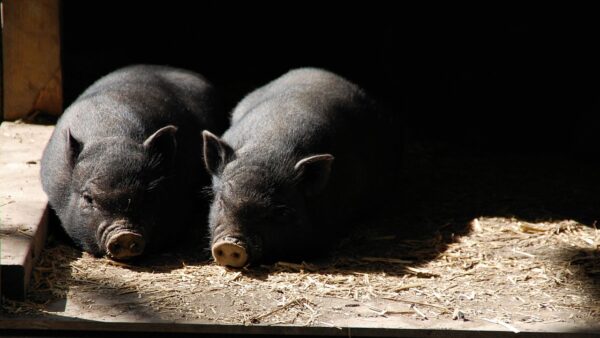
211 237 248 268
98 220 146 260
106 231 146 260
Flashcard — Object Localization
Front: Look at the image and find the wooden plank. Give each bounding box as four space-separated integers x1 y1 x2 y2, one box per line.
0 122 54 300
1 0 62 121
1 318 600 338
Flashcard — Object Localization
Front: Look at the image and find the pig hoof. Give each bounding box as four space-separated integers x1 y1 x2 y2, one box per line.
106 232 145 260
212 241 248 267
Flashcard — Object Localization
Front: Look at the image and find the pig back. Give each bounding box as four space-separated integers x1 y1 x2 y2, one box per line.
226 68 401 225
58 65 219 142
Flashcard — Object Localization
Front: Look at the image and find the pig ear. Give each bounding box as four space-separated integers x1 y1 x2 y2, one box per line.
65 128 82 168
143 125 178 164
294 154 334 196
202 130 235 175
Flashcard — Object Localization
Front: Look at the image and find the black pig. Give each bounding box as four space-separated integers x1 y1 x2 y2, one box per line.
203 68 401 267
41 65 227 260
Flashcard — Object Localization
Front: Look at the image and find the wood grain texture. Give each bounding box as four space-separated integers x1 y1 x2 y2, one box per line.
1 0 62 121
0 122 54 300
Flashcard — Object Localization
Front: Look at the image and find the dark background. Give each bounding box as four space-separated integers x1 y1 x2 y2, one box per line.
61 3 600 156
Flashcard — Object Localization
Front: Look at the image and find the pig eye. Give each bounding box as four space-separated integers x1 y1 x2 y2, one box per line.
82 192 94 205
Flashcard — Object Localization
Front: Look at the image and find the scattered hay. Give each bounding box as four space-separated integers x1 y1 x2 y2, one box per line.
3 216 599 328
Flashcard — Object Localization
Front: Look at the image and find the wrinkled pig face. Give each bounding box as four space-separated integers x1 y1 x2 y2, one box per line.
208 168 306 266
202 131 334 267
63 126 177 260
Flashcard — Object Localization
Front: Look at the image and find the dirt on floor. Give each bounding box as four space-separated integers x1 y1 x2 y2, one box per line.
2 147 600 332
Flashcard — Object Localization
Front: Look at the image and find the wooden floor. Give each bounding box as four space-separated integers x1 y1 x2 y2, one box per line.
0 122 53 300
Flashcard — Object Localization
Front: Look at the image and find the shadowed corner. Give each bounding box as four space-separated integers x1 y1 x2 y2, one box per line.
563 247 600 303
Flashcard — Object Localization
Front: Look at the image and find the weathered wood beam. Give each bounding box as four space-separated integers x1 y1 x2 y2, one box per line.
1 0 62 121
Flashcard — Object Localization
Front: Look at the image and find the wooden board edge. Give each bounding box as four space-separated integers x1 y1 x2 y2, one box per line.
1 206 49 300
1 319 600 338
